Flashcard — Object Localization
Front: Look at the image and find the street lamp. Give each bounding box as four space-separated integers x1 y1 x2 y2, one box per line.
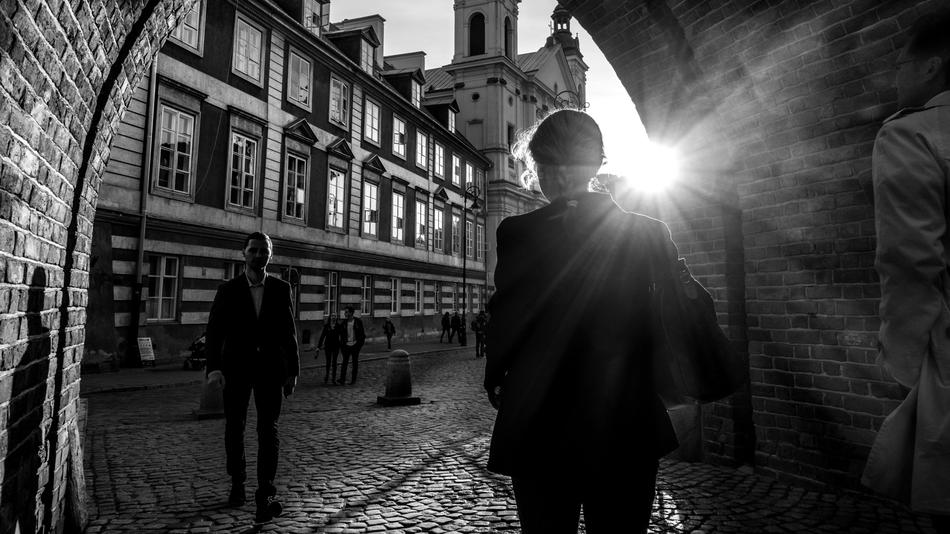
460 183 482 346
554 89 588 110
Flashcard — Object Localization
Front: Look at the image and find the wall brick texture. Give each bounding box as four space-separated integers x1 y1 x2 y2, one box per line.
561 0 942 491
0 1 196 531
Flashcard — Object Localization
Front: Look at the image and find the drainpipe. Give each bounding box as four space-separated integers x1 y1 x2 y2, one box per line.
127 56 159 367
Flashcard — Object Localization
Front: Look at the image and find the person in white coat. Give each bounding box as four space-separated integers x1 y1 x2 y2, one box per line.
864 11 950 532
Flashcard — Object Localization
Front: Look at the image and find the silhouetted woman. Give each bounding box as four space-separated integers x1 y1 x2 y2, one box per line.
317 315 341 384
484 109 679 533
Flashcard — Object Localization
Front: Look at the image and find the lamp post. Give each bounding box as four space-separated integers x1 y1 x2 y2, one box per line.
460 183 482 346
554 89 589 110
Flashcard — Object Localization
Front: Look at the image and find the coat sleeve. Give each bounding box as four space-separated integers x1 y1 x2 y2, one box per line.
873 118 947 387
356 318 366 347
282 282 300 377
317 326 327 347
485 218 520 391
205 282 228 375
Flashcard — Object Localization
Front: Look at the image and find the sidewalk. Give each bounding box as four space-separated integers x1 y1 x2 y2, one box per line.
79 335 474 396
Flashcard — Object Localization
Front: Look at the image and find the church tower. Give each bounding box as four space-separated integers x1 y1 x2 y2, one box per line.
546 4 588 106
436 1 588 289
452 0 520 63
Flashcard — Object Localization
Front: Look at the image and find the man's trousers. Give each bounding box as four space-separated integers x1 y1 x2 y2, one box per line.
223 376 283 492
339 344 361 383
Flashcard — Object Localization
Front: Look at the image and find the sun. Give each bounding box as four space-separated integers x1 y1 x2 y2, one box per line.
601 141 680 194
636 143 680 192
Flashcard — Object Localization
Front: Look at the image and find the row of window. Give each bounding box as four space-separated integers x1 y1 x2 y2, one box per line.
324 273 484 319
360 181 485 254
145 256 485 322
170 1 438 137
158 105 260 211
333 78 467 185
158 100 485 249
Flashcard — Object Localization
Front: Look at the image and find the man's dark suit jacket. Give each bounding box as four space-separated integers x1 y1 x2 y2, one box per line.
338 317 366 349
206 274 300 385
485 192 678 479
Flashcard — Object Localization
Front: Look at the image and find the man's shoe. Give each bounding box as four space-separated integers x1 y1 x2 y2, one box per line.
228 483 245 507
255 495 282 523
254 501 272 523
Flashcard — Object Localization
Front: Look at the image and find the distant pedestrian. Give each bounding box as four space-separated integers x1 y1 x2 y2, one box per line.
338 306 366 385
205 231 299 523
440 312 451 343
383 318 396 349
484 110 680 533
472 311 488 358
317 314 341 384
450 311 461 343
863 11 950 531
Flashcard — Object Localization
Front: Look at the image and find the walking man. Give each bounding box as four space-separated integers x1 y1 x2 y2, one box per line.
205 232 299 523
864 11 950 531
338 306 366 384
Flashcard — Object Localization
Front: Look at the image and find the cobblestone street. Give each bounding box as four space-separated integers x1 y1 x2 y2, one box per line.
82 349 939 533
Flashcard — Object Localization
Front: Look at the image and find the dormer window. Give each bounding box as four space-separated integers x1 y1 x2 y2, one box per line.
411 81 421 108
448 111 456 133
303 0 324 37
360 39 374 74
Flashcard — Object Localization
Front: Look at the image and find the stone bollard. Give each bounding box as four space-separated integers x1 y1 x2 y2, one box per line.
377 349 421 406
194 376 226 419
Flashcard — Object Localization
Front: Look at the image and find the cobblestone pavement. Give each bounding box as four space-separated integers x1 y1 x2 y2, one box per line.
83 350 939 533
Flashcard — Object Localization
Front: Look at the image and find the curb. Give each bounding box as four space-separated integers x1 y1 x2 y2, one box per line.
80 345 475 397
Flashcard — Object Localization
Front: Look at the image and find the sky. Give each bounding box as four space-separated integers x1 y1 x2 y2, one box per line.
331 0 656 181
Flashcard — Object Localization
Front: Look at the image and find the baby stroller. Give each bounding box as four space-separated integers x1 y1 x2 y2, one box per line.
183 332 207 370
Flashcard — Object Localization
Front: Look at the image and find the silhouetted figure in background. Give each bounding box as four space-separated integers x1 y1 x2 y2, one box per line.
450 312 461 343
440 312 451 343
338 306 365 385
383 318 396 349
485 110 679 533
864 11 950 533
317 314 341 384
472 311 488 358
2 268 51 534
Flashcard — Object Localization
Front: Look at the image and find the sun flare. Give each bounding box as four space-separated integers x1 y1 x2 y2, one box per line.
603 141 680 194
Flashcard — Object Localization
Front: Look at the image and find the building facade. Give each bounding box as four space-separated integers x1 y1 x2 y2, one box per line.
87 0 492 366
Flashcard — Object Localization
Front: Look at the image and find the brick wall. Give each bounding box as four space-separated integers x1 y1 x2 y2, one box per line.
0 1 196 531
561 0 941 490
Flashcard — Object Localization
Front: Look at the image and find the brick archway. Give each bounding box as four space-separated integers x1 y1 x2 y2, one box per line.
561 0 941 490
0 0 945 531
0 1 196 531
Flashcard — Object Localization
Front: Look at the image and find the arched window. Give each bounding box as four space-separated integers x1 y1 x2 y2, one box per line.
504 17 512 59
469 13 485 56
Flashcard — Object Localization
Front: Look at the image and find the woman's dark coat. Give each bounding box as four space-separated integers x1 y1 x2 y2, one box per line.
485 192 678 478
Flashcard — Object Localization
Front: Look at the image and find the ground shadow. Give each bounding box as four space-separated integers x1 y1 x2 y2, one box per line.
1 267 51 534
